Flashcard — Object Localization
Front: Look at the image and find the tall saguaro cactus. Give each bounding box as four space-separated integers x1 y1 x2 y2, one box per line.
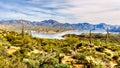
106 27 109 45
21 20 25 38
21 20 25 46
89 29 92 44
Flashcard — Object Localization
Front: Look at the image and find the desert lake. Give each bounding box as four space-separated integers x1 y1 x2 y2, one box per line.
30 30 119 39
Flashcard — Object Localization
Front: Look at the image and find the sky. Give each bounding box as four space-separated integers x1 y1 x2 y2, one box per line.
0 0 120 25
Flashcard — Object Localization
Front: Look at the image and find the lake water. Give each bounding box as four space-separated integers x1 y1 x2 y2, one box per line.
31 30 119 39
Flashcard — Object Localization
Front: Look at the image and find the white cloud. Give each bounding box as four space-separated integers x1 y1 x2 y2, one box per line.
0 0 120 25
54 0 120 24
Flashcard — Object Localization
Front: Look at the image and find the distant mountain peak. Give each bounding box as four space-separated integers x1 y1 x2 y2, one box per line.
41 19 60 25
0 19 119 32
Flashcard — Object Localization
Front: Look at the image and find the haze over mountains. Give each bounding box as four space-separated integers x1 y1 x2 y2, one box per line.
0 19 120 32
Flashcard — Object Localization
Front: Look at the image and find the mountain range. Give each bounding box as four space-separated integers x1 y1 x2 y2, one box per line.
0 19 120 32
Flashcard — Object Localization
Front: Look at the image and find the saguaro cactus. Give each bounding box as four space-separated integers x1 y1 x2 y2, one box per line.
21 20 25 38
89 29 92 44
106 27 109 45
21 20 25 46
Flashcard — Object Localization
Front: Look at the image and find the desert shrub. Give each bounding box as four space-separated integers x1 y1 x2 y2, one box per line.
5 35 15 42
112 55 119 60
0 57 27 68
65 37 79 47
61 47 71 55
11 40 23 46
73 53 87 60
75 43 82 49
96 47 105 52
50 58 59 65
116 60 120 68
13 48 29 57
24 44 34 51
105 52 111 56
55 64 70 68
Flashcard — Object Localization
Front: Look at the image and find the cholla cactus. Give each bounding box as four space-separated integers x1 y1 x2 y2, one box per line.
85 56 104 68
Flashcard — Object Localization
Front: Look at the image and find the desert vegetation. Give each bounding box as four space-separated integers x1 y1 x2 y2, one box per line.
0 29 120 68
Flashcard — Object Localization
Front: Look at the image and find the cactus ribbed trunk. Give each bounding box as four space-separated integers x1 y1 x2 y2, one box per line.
106 28 109 45
89 29 92 44
21 20 25 46
22 21 25 38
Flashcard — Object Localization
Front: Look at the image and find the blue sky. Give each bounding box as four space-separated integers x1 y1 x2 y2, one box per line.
0 0 120 25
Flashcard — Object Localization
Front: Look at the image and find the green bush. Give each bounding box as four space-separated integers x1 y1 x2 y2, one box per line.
96 47 105 52
55 64 70 68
